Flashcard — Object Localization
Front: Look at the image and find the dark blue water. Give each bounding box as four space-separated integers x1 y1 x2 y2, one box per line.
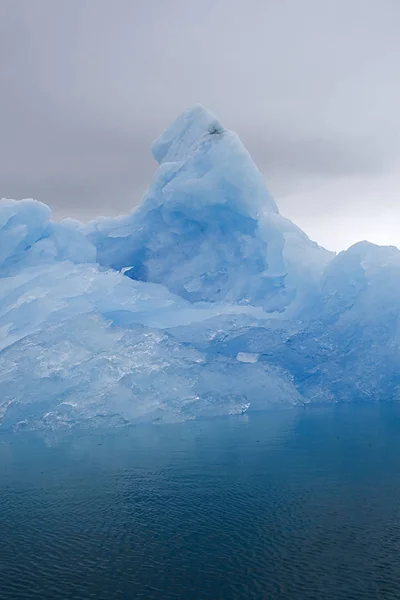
2 404 400 599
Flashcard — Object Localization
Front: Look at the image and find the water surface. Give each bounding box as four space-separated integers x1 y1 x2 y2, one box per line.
2 404 400 599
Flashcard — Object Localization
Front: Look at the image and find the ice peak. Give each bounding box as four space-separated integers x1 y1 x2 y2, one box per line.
152 104 225 165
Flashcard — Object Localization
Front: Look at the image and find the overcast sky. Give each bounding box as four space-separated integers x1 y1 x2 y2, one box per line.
1 0 399 251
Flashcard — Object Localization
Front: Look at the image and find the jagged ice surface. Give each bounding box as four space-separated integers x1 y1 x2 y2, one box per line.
1 105 397 431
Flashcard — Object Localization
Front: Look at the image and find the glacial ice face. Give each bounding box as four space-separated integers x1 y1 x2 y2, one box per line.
1 104 397 431
0 260 302 429
298 242 400 401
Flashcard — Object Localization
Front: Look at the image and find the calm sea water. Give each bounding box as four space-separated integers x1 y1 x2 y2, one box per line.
2 404 400 599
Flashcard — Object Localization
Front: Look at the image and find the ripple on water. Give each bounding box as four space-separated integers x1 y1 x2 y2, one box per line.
1 405 400 599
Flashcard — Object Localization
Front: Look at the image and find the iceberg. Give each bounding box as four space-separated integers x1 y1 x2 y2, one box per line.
0 104 397 431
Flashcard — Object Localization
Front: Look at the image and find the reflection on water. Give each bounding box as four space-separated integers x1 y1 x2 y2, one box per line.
1 404 400 599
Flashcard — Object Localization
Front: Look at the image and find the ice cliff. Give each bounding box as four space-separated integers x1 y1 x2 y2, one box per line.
1 105 397 431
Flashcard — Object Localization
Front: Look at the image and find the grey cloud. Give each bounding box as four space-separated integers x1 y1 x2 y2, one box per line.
1 0 400 250
247 131 396 178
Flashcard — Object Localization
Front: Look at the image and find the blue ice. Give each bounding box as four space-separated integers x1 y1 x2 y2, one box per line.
0 105 397 430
